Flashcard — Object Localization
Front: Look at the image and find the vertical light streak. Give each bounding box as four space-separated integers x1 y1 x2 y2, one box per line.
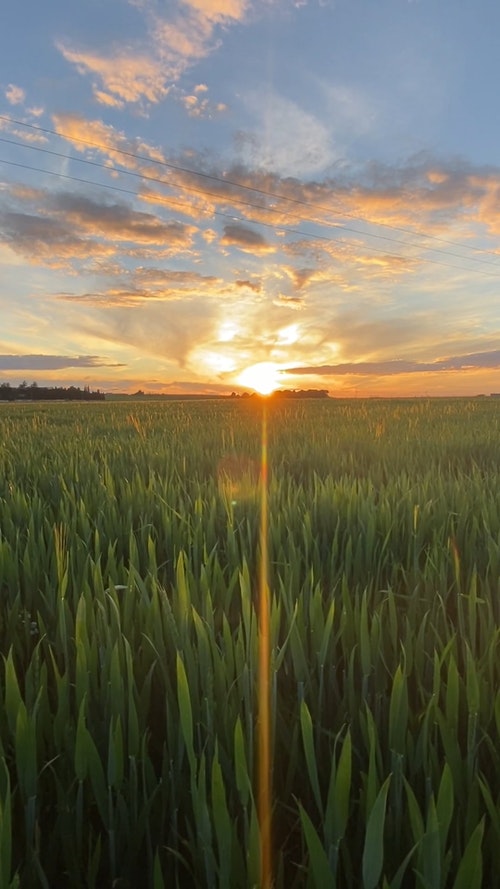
258 399 272 888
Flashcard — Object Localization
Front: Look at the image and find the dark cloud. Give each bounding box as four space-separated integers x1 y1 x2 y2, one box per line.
235 279 262 292
0 211 114 264
221 224 274 253
292 267 317 289
0 355 124 370
287 350 500 376
49 193 195 245
2 213 68 242
0 190 196 269
273 294 304 308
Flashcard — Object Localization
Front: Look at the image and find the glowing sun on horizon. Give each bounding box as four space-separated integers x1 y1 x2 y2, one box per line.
237 362 282 395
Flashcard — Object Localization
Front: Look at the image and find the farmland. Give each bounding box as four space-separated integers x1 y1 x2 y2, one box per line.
1 397 500 887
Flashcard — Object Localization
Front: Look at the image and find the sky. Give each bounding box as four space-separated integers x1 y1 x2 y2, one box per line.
1 0 500 396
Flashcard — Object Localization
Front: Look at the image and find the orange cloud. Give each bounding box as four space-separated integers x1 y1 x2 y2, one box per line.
183 0 248 21
93 90 126 110
56 43 170 105
56 1 249 109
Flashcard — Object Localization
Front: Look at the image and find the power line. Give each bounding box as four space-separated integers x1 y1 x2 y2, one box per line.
1 113 498 261
2 134 500 274
2 155 500 279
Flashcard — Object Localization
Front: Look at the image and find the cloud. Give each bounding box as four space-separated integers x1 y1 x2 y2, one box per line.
0 354 123 371
273 294 304 309
0 115 47 145
5 84 25 105
287 350 500 377
50 193 196 246
0 187 197 267
221 223 275 253
5 113 500 382
49 112 500 254
235 91 336 177
176 89 228 118
0 211 117 267
322 83 376 139
56 0 250 109
235 279 262 292
51 113 169 180
52 113 139 162
78 294 222 368
93 90 126 110
182 0 248 22
56 268 224 305
56 43 171 106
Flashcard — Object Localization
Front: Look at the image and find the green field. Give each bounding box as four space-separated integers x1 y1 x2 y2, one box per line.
1 397 500 887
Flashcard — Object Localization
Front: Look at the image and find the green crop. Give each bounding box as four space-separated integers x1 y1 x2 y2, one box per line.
0 397 499 886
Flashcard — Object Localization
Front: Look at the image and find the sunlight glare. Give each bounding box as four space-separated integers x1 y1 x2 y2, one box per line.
191 348 236 374
237 362 281 395
276 323 300 346
218 321 239 342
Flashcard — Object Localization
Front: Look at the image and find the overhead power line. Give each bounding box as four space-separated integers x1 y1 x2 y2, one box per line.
4 135 500 269
2 155 500 280
1 113 498 263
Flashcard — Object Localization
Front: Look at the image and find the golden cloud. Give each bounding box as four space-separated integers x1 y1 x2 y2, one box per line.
56 0 249 109
56 267 225 306
182 0 248 22
56 43 170 105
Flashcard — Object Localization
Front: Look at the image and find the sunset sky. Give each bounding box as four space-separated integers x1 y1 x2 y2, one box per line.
2 0 500 396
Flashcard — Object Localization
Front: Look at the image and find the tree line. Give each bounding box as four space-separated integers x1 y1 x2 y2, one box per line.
0 382 105 401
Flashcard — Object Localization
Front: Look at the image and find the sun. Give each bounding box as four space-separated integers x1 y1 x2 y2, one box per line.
237 362 281 395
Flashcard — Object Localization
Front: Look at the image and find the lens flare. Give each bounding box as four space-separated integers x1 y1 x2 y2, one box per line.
258 401 272 887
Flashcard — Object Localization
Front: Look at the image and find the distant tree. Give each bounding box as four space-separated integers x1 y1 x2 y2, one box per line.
4 382 105 402
0 382 14 401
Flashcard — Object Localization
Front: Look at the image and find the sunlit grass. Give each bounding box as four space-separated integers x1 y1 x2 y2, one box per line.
0 397 500 885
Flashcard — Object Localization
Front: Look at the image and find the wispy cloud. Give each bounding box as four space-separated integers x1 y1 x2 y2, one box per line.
4 84 25 105
56 43 171 106
236 91 337 177
287 350 500 376
57 268 223 306
56 0 251 109
0 354 123 370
